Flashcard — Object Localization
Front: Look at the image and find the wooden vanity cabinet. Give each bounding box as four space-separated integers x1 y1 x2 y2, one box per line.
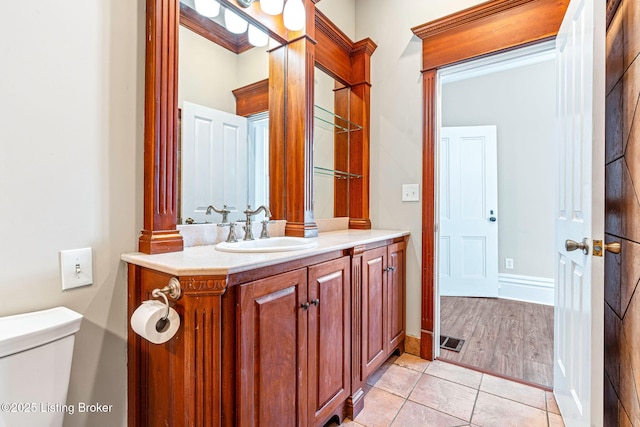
350 240 407 416
127 236 406 427
237 256 351 427
360 241 406 379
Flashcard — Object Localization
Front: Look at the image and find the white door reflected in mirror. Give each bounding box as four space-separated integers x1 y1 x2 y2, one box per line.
181 102 268 224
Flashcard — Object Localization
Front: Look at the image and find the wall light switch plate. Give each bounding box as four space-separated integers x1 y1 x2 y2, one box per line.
402 184 420 202
60 248 93 290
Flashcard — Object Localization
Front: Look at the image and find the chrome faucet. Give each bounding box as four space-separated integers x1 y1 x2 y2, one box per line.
206 204 233 223
242 205 271 240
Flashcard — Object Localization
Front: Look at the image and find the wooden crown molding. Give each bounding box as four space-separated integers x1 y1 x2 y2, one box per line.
232 79 269 116
180 3 253 54
352 39 378 57
315 9 353 54
412 0 536 39
314 8 377 86
314 10 378 58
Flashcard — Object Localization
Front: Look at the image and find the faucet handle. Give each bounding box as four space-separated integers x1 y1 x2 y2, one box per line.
260 219 275 239
217 222 238 243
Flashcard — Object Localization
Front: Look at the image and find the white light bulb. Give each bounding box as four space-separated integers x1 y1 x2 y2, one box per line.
194 0 220 18
283 0 305 31
224 8 249 34
248 25 269 47
260 0 284 15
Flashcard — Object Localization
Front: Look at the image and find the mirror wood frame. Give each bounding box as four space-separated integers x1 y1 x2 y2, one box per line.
141 0 376 254
411 0 570 360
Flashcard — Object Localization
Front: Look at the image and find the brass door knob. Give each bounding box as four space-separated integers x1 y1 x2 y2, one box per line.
592 240 622 256
605 242 622 254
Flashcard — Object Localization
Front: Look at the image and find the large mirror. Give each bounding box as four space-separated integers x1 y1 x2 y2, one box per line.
177 0 274 224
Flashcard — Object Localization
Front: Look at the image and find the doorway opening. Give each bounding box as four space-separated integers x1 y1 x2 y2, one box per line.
435 42 557 388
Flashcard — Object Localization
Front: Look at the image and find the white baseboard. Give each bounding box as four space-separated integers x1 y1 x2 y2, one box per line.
498 273 554 306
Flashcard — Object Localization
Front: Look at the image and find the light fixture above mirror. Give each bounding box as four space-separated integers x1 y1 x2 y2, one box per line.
259 0 284 15
194 0 221 17
224 8 249 34
193 0 304 32
282 0 305 31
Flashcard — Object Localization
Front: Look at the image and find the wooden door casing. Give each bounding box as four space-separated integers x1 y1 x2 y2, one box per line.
308 256 351 425
237 268 309 427
412 0 571 360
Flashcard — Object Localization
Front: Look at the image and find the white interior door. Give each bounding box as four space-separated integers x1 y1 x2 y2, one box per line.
439 126 499 297
181 101 248 224
553 0 605 424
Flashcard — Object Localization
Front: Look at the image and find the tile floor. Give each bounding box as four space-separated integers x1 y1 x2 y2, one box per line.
329 354 564 427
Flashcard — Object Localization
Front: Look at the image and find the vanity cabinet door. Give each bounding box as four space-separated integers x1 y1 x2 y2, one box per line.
361 246 388 380
386 241 406 352
237 268 308 427
307 256 351 426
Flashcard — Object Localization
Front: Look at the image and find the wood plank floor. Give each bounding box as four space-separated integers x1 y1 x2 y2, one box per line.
439 297 554 388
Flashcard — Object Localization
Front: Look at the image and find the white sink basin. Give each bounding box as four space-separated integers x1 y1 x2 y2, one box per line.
215 237 318 253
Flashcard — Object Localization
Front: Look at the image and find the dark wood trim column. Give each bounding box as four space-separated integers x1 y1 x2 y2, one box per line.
348 245 366 419
420 70 436 361
140 0 184 254
347 39 376 229
283 34 319 237
268 46 287 221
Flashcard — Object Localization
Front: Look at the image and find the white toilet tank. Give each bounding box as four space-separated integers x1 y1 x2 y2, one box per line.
0 307 82 427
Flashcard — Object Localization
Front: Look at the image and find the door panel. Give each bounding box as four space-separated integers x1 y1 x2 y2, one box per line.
308 257 351 425
237 269 308 427
440 126 499 297
387 242 406 351
553 0 605 424
362 247 387 379
181 101 248 223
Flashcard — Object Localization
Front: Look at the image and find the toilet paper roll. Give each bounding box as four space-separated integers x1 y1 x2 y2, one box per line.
130 300 180 344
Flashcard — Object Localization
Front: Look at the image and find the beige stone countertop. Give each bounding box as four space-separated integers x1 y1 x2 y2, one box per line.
121 229 410 276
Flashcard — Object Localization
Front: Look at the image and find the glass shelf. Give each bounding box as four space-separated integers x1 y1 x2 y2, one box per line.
314 104 363 133
313 166 363 180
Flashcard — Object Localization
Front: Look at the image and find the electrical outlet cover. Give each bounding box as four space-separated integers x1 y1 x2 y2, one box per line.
60 248 93 290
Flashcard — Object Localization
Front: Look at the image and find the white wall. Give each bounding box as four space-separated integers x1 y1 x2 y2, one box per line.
442 59 556 280
178 26 269 113
354 0 485 338
0 0 141 425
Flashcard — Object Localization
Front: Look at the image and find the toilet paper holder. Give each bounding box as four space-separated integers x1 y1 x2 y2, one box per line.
151 277 181 330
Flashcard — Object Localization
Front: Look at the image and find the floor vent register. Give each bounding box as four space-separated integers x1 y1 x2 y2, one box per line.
439 335 465 352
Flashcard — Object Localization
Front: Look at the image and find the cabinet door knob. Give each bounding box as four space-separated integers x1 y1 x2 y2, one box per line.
300 302 310 310
385 266 396 272
310 298 320 306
